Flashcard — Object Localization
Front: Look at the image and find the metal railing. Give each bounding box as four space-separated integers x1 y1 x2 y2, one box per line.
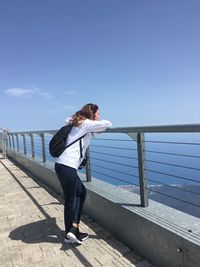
0 127 9 158
1 124 200 214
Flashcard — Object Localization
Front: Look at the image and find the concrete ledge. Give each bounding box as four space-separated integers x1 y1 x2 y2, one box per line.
84 179 200 267
6 149 200 267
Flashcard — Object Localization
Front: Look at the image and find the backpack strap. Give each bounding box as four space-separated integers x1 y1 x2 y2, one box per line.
79 138 85 159
65 134 86 149
66 134 86 160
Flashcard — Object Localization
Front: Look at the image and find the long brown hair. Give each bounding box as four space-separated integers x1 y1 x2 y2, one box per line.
70 103 99 126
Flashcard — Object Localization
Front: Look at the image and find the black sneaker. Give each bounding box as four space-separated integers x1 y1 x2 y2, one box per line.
78 231 89 242
66 226 82 244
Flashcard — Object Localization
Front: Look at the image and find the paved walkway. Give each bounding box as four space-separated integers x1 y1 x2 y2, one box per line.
0 155 155 267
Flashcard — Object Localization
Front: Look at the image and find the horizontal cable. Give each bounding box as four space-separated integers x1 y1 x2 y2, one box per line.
145 149 200 159
146 159 200 171
32 144 42 148
91 144 137 151
147 187 200 208
91 157 138 169
145 140 200 145
145 168 200 184
90 150 138 160
94 138 133 142
92 163 138 178
91 169 139 186
147 178 200 197
34 145 42 151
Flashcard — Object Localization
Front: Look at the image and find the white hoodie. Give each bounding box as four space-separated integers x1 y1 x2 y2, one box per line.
55 117 112 169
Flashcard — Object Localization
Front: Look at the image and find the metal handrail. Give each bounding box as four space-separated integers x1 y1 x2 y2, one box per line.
9 123 200 135
2 123 200 210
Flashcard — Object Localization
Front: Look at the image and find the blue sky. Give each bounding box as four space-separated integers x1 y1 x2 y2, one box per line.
0 0 200 131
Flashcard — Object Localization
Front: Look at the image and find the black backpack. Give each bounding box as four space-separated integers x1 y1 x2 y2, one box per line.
49 124 86 157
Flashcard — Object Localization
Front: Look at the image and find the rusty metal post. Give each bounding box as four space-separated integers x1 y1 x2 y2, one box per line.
22 134 27 155
30 133 35 158
15 133 19 152
85 147 91 182
137 133 149 207
41 133 46 162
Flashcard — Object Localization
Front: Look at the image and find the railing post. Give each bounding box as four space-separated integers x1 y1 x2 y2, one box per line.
2 131 8 158
30 133 35 158
137 132 149 207
15 133 19 152
11 133 15 150
85 147 91 182
8 134 12 148
41 133 46 162
22 134 27 155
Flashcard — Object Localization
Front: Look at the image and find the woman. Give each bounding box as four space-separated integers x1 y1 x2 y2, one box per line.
55 103 112 244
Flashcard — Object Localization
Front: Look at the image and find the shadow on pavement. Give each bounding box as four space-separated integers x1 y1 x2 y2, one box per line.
9 217 62 244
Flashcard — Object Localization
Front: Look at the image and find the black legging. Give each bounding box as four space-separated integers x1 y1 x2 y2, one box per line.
55 163 86 234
